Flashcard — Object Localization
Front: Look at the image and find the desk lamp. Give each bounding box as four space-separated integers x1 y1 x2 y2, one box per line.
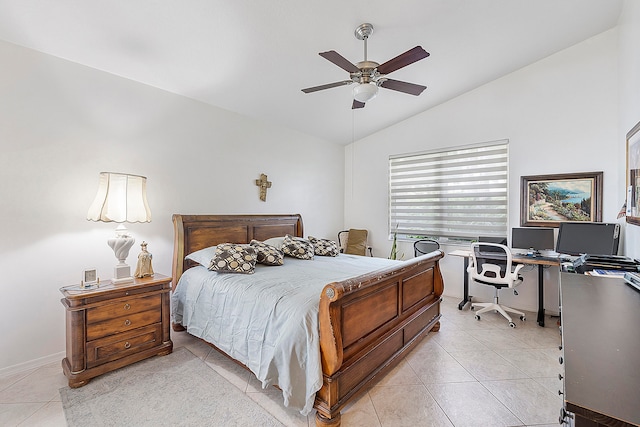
87 172 151 284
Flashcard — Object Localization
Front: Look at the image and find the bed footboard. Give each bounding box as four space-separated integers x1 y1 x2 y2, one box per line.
315 251 444 426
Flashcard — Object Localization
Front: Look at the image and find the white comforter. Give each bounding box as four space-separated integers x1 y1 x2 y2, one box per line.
171 254 400 415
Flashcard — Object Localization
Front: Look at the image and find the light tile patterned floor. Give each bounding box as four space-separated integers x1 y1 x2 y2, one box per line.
0 296 563 426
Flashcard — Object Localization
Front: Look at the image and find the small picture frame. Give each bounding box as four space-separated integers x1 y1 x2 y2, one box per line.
83 268 98 285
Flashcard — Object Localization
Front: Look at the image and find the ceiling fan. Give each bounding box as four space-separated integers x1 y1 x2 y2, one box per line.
301 23 430 109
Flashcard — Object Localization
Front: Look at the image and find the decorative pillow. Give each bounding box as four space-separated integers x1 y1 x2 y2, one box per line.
185 246 217 267
345 228 368 256
281 235 314 260
250 240 284 266
262 236 285 250
208 243 257 274
308 236 339 257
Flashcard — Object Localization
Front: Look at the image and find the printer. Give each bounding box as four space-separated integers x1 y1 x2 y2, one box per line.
573 254 640 274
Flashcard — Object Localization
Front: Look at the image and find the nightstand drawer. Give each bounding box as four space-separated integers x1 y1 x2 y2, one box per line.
86 309 162 341
86 324 162 367
86 294 161 324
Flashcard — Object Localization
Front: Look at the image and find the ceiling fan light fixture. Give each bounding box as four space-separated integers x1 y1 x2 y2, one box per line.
301 23 429 109
353 83 378 103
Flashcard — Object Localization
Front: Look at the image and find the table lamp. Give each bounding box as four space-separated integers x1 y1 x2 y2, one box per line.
87 172 151 284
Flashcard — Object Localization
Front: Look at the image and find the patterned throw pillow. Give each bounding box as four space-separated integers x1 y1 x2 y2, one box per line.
250 240 284 266
308 236 339 257
281 235 314 260
208 243 257 274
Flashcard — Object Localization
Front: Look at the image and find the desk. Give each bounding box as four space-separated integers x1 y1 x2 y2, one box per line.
560 273 640 426
449 249 560 326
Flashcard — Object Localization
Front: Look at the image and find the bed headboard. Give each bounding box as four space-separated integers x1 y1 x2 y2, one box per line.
171 214 304 287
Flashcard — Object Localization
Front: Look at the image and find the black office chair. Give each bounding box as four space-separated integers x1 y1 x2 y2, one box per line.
467 242 526 328
414 239 440 257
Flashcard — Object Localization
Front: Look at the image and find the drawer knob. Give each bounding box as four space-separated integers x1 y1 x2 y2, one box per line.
124 319 131 326
124 341 131 349
124 303 131 310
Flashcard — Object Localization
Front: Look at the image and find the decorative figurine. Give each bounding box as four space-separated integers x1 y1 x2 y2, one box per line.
134 241 154 278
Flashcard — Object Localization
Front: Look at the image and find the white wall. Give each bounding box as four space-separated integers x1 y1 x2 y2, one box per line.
0 40 344 374
619 0 640 259
345 29 621 314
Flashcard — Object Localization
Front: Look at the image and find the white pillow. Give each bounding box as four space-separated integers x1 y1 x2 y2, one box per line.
185 246 218 267
262 236 285 250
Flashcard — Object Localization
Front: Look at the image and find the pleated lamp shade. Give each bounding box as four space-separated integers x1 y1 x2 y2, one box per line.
87 172 151 223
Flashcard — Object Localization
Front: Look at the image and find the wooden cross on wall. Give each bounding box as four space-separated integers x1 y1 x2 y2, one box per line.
255 173 272 202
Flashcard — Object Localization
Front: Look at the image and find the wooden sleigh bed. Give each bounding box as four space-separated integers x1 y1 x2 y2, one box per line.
171 214 444 427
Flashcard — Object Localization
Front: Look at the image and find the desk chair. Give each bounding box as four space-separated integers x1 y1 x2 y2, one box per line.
338 229 373 256
478 236 508 273
414 239 440 257
467 242 526 328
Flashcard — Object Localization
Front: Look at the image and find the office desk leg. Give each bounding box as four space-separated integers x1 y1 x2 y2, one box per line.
537 265 545 326
458 257 472 310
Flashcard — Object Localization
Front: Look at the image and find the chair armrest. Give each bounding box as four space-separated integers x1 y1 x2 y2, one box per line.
512 263 525 276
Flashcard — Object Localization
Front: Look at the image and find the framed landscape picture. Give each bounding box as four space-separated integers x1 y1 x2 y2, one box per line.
520 172 603 227
626 121 640 226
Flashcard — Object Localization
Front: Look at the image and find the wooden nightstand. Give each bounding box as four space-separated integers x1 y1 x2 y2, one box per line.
60 274 173 388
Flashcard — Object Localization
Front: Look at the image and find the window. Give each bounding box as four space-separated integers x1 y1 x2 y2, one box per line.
389 140 508 240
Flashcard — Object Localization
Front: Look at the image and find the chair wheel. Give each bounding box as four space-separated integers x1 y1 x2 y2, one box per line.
509 322 516 328
470 305 475 310
520 315 526 321
474 314 481 321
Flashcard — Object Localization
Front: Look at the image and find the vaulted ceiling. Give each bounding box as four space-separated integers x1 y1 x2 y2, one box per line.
0 1 623 144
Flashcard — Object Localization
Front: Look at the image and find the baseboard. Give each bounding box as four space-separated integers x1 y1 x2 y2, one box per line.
0 351 65 379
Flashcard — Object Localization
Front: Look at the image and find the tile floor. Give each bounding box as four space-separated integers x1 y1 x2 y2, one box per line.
0 296 564 426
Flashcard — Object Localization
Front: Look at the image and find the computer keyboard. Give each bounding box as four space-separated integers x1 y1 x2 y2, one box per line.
532 255 561 262
477 251 507 258
511 252 560 262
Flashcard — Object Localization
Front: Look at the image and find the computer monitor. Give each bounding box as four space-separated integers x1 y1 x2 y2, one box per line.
511 227 555 256
555 222 620 256
478 236 507 253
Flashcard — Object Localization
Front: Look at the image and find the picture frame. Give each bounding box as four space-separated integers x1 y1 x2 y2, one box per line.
626 120 640 226
83 268 97 285
520 172 603 227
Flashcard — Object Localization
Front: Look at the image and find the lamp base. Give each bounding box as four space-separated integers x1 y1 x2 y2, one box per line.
112 264 133 284
108 227 136 284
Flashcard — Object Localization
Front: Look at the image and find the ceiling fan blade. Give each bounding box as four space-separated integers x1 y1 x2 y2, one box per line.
379 79 427 96
319 50 360 73
301 80 353 94
352 100 365 109
377 46 430 75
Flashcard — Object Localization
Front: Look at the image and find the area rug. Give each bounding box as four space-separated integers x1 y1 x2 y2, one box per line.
59 348 283 426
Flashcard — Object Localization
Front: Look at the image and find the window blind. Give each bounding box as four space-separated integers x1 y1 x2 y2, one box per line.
389 140 508 239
